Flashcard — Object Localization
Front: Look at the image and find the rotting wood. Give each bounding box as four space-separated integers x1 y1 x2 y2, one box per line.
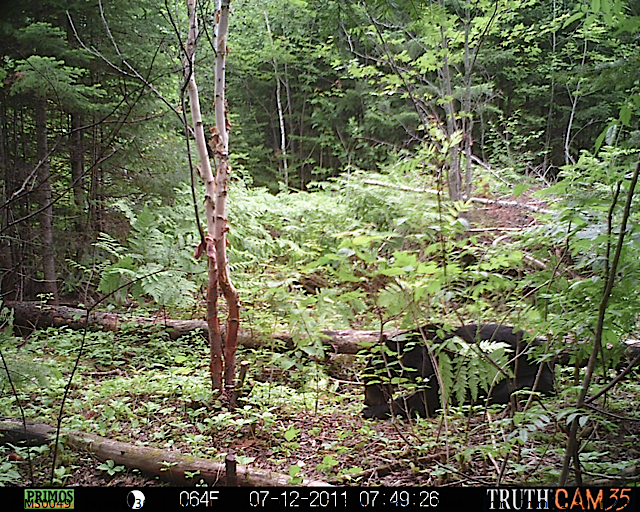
8 301 640 359
0 418 54 446
0 419 330 487
6 301 382 354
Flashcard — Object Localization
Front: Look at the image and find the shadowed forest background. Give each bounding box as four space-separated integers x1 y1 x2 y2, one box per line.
0 0 640 489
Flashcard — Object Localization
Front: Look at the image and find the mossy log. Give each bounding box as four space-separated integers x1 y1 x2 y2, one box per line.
0 418 329 486
7 301 382 354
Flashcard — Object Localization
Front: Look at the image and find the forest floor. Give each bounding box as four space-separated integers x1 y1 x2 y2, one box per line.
4 200 640 487
12 375 640 488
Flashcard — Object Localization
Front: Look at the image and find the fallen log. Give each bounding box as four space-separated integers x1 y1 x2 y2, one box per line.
0 418 330 486
8 302 640 359
363 179 553 214
7 301 210 341
7 302 640 360
6 301 381 354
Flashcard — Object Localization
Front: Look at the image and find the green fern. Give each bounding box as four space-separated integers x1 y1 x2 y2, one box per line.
436 338 512 409
437 349 455 407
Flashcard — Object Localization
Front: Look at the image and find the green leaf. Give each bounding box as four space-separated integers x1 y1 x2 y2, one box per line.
619 104 631 126
513 183 529 198
289 464 301 477
351 235 373 246
563 11 584 28
378 267 407 276
284 426 300 442
322 455 339 466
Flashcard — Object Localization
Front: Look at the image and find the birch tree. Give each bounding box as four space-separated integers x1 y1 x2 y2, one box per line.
264 10 289 187
184 0 240 397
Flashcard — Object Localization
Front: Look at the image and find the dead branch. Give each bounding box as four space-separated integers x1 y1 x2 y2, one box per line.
363 179 552 214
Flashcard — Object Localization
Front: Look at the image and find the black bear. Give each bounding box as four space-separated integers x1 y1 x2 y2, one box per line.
363 323 554 419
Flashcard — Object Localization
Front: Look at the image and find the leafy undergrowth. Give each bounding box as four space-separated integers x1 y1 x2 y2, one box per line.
1 326 639 487
4 160 640 486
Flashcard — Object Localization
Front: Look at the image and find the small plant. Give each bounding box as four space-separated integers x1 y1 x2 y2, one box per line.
52 465 75 485
287 464 303 485
0 460 20 487
96 459 126 477
315 454 339 475
283 426 300 442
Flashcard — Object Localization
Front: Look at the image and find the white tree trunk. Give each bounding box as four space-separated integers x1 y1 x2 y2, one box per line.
212 0 240 398
184 0 239 395
264 11 288 187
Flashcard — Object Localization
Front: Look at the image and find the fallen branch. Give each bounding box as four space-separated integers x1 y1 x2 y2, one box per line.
468 227 523 232
363 179 552 214
521 253 548 271
0 419 330 486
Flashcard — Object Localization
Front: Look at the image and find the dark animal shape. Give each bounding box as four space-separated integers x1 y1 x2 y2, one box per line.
363 323 554 419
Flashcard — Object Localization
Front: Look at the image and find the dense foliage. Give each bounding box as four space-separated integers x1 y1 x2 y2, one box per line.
1 0 638 304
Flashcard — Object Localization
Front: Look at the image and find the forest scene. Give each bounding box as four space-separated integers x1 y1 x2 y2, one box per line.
1 0 640 490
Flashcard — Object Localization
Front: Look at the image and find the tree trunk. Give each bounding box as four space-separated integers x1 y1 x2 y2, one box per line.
542 0 558 173
34 97 58 303
264 10 288 187
69 112 86 233
439 31 461 201
212 0 241 400
184 0 221 392
89 112 104 234
0 100 27 301
564 39 588 167
184 0 240 398
0 419 330 486
0 97 15 299
462 12 473 199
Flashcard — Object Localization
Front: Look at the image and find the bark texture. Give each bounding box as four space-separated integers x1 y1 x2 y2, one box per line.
183 0 240 395
211 0 241 398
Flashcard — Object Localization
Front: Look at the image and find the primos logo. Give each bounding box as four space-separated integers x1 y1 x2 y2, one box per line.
24 489 75 509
